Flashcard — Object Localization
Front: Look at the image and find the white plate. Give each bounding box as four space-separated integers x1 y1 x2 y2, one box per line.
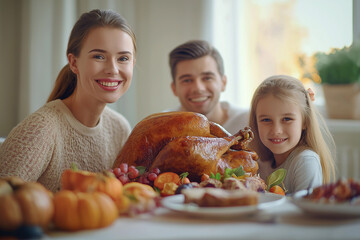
161 192 285 218
291 190 360 217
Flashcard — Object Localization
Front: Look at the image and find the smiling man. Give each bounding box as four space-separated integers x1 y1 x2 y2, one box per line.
168 40 248 134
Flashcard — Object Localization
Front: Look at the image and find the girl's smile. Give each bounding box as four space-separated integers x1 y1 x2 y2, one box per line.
269 138 288 144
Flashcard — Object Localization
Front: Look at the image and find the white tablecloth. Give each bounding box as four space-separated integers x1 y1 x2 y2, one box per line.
47 197 360 240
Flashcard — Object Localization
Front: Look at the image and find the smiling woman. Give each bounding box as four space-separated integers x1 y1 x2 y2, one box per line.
0 9 136 193
62 27 135 126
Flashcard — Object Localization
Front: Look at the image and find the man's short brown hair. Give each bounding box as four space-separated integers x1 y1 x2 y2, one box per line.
169 40 224 82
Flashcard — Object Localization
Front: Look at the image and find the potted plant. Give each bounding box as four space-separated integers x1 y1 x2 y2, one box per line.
313 42 360 120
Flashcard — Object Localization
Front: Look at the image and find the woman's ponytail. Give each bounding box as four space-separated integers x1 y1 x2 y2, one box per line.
47 64 76 102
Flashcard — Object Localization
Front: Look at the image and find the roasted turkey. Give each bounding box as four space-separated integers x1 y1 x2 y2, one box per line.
113 112 259 181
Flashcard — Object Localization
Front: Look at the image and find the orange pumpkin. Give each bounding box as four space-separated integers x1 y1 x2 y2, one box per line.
0 177 54 231
61 168 123 201
53 190 118 231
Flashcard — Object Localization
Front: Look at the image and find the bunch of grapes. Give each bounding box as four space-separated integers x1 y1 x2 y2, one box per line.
138 168 161 186
110 163 161 186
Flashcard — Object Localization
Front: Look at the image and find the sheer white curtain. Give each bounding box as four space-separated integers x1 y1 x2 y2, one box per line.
210 0 253 109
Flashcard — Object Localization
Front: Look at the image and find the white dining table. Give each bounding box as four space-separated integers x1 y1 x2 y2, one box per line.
46 196 360 240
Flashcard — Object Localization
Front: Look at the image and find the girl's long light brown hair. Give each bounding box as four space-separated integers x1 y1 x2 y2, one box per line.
47 9 136 102
249 75 335 183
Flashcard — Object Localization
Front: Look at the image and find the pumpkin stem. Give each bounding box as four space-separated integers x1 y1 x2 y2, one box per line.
70 163 78 171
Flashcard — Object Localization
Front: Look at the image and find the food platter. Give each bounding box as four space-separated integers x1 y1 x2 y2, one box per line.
291 190 360 217
161 192 285 218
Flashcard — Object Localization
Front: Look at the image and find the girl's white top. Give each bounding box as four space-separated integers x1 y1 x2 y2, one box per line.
258 147 323 194
0 99 131 192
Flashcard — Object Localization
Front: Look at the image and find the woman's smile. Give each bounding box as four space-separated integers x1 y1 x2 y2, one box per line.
96 79 122 91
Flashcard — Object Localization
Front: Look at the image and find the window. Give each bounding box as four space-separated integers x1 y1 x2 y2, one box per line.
211 0 353 109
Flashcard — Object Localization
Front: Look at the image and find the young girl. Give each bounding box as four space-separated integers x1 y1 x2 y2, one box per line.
249 75 335 194
0 9 136 192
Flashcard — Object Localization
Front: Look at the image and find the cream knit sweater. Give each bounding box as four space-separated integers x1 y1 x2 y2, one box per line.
0 99 131 192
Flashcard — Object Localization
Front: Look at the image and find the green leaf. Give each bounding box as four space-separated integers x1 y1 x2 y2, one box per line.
154 186 161 194
224 168 232 175
136 166 146 176
266 168 287 191
215 173 222 181
223 168 232 179
180 172 189 184
223 166 245 180
126 194 138 202
233 166 245 177
179 172 189 179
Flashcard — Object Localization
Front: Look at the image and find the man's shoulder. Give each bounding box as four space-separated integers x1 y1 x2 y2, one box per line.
163 106 182 112
221 103 249 134
221 101 248 116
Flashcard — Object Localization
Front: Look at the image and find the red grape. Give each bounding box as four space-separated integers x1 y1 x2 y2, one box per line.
113 165 163 187
119 163 128 173
151 168 161 175
113 168 122 177
138 175 145 184
148 173 157 181
141 177 150 185
118 174 129 185
128 167 139 179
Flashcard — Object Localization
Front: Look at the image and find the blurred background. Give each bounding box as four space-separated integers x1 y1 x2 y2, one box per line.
0 0 359 179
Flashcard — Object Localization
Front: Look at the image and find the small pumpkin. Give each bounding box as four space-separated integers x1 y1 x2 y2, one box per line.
0 176 54 231
61 167 123 201
53 190 118 231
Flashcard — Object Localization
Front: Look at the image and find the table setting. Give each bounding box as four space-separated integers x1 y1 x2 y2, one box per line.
1 112 360 240
46 191 360 240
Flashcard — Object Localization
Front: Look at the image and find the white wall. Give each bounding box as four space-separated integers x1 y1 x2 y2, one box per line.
0 1 21 137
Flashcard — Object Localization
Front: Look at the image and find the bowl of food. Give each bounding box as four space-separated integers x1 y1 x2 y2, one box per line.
291 179 360 217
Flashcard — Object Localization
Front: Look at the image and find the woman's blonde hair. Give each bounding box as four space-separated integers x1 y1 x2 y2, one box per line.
47 9 136 102
249 75 335 183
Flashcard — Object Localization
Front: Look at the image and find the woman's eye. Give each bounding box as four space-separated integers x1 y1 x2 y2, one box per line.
118 56 129 62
